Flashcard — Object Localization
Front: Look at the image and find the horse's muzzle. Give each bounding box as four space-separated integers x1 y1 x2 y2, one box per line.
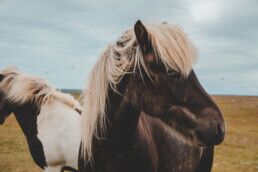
196 122 225 146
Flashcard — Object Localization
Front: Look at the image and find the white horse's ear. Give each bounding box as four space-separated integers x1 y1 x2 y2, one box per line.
0 74 4 82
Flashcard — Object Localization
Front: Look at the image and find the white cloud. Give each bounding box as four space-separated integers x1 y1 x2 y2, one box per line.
189 0 221 22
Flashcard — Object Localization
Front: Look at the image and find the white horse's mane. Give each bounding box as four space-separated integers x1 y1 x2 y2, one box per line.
81 23 198 160
0 66 81 111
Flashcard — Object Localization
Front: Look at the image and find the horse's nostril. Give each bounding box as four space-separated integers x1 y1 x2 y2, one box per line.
217 123 224 136
215 123 225 143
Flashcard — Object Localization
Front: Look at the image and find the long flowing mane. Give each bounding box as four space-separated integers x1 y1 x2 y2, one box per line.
0 67 81 110
81 23 198 160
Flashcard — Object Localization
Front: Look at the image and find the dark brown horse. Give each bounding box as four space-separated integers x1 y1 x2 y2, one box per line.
79 20 225 172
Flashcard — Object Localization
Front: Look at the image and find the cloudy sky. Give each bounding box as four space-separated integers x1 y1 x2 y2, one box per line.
0 0 257 95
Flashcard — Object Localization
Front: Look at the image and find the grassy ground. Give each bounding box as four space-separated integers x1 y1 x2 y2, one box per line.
212 96 258 172
0 96 257 172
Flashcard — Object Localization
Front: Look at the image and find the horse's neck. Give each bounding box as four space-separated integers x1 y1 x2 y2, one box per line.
89 84 141 158
13 102 39 139
105 85 141 140
13 102 48 169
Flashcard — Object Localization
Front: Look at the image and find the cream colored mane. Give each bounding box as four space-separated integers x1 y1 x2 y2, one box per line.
81 23 198 160
0 67 81 111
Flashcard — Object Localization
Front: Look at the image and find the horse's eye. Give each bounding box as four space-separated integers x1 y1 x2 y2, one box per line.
167 70 177 76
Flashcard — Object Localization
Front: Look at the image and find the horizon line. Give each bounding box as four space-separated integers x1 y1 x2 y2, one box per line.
59 88 258 97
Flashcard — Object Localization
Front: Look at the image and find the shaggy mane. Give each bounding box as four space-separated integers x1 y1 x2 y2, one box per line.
81 23 198 160
0 67 81 111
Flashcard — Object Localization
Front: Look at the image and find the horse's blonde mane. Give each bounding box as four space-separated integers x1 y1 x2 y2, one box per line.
81 23 198 160
0 67 81 111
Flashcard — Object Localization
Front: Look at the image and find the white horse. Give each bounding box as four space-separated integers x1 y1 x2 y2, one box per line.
0 67 81 172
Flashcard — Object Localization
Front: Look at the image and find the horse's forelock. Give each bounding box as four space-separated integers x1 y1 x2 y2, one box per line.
147 24 198 76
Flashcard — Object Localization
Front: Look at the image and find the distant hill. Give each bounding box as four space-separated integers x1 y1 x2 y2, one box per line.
60 89 82 94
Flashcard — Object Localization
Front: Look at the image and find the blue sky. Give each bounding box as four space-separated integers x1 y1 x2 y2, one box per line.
0 0 257 95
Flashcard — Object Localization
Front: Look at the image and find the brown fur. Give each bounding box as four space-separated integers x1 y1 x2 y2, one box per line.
137 113 158 170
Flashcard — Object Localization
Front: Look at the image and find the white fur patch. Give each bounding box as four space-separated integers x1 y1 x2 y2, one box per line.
37 100 81 170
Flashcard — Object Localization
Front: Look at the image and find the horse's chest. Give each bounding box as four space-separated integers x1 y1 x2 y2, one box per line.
91 146 156 172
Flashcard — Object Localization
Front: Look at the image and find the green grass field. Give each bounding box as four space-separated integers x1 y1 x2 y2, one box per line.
0 96 257 172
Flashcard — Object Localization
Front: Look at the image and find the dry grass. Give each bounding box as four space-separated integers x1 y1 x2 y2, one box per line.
212 96 258 172
0 95 257 171
0 115 41 172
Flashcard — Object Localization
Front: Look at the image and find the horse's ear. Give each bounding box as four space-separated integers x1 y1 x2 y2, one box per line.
134 20 151 55
0 74 4 82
